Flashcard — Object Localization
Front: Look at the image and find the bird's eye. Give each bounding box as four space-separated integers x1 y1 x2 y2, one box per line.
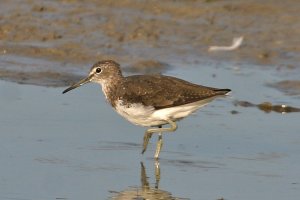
95 68 102 74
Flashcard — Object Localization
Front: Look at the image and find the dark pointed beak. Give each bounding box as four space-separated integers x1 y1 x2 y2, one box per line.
62 75 92 94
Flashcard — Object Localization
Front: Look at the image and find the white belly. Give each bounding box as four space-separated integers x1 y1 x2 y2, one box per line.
114 98 216 127
114 100 157 127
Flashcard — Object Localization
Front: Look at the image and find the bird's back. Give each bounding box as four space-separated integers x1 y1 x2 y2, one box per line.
115 74 230 110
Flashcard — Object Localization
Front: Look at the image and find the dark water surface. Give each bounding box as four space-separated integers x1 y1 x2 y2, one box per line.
0 61 299 200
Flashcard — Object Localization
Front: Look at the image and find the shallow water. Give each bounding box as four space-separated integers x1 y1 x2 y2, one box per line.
0 61 299 200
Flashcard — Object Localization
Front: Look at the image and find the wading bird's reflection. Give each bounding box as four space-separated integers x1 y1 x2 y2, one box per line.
110 161 187 200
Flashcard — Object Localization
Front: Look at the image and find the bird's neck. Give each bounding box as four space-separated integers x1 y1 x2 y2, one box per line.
101 75 123 105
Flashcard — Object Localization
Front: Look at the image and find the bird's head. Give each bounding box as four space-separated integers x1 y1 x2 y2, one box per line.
62 60 122 94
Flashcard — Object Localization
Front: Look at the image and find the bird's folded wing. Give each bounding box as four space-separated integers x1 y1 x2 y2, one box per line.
120 75 228 110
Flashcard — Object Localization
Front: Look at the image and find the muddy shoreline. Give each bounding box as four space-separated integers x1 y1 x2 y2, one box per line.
0 0 300 88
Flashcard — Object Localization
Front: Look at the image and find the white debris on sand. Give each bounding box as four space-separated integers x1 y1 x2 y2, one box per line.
208 36 244 52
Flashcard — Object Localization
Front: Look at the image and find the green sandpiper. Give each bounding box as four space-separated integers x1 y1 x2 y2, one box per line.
63 60 231 159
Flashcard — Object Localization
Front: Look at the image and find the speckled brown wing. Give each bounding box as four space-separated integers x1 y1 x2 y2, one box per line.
118 75 230 110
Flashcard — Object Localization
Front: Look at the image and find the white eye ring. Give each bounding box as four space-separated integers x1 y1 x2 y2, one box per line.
95 68 102 74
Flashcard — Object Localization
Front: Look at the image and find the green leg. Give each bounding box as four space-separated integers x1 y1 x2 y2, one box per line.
154 133 163 159
141 119 177 158
141 131 153 154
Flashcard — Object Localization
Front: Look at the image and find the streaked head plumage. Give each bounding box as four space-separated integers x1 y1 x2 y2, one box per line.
62 60 122 94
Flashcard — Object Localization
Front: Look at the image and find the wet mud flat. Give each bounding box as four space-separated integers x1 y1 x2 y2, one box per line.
0 0 300 88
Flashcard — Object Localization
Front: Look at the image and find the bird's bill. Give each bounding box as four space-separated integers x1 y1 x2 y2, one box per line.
62 75 92 94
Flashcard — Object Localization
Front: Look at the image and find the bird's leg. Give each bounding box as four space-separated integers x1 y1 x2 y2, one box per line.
142 131 153 154
141 119 177 158
154 133 163 159
142 125 161 154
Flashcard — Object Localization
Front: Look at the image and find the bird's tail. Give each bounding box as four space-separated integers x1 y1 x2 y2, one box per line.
214 88 231 95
